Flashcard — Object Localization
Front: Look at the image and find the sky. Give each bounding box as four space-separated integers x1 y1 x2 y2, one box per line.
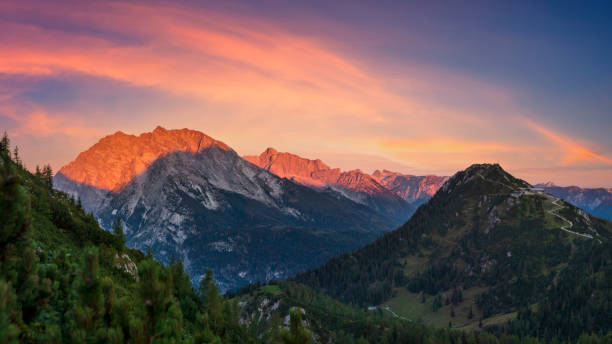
1 0 611 187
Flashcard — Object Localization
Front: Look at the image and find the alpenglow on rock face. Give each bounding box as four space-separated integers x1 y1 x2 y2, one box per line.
371 169 449 205
59 126 230 192
245 148 448 219
244 148 415 224
55 127 403 291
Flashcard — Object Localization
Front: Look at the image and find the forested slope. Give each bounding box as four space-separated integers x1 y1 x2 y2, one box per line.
295 164 612 341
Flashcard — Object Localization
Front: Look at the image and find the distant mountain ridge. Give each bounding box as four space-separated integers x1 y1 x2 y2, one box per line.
245 148 447 208
55 127 405 290
535 182 612 221
244 148 395 196
244 148 415 223
372 169 449 205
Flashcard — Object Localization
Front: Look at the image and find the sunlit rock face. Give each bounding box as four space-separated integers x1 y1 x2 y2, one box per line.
59 126 230 192
244 148 414 223
371 170 449 205
244 148 340 187
246 148 449 212
245 148 405 199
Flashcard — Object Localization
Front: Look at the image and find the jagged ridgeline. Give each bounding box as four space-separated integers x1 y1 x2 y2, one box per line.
295 164 612 341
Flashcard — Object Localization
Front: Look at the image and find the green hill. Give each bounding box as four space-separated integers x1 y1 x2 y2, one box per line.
295 164 612 341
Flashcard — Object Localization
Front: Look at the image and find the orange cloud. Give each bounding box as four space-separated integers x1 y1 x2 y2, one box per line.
4 110 104 139
378 138 514 154
0 0 519 131
524 120 612 165
0 2 396 124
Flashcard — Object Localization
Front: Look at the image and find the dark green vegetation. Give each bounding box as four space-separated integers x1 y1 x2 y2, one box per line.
296 164 612 342
234 281 520 344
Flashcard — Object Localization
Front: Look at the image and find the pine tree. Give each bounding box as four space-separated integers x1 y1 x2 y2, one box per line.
0 280 21 343
468 306 473 319
41 165 53 189
12 147 20 167
112 217 125 247
0 132 9 153
199 269 222 331
0 151 31 249
281 308 313 344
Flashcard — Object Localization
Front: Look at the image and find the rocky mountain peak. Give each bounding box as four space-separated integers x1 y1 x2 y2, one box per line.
58 126 230 192
536 181 556 188
245 148 337 186
439 163 529 197
263 147 278 155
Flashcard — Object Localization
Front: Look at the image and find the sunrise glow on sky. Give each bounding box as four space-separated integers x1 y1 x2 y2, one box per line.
1 0 611 186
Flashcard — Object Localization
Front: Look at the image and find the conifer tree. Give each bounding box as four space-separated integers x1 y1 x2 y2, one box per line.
281 308 313 344
0 132 8 153
112 217 125 247
41 164 53 189
12 146 20 167
0 151 31 249
0 280 21 343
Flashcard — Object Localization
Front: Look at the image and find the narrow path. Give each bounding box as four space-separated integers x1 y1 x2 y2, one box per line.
546 197 593 239
381 306 412 322
476 171 595 241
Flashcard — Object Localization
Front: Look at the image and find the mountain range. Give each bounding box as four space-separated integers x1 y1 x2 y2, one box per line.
5 131 612 342
54 126 445 290
245 148 447 205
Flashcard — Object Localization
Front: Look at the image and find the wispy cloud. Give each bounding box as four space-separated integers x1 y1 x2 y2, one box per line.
524 119 612 166
0 0 609 186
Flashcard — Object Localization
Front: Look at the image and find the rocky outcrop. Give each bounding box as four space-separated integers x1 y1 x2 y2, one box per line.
114 253 139 281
